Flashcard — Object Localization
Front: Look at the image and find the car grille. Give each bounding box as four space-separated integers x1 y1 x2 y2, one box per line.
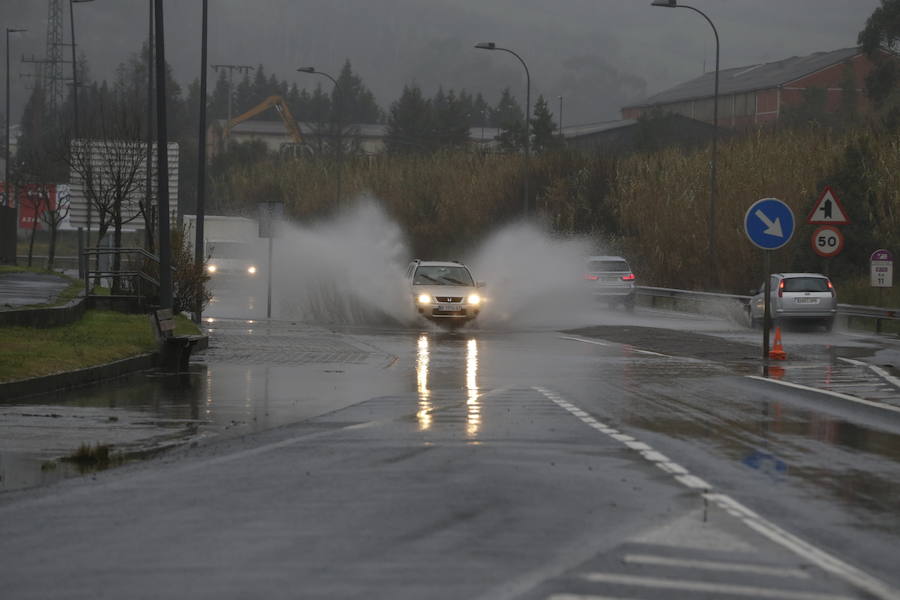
433 308 467 316
435 296 464 303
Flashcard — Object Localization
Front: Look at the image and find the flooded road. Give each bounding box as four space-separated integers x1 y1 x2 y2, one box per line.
3 296 900 598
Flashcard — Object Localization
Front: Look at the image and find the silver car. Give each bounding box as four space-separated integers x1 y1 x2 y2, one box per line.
407 260 483 326
584 255 636 311
748 272 837 331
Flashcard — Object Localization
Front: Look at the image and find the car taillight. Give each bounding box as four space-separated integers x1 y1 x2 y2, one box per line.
584 273 599 280
827 280 835 296
621 273 636 281
778 280 784 298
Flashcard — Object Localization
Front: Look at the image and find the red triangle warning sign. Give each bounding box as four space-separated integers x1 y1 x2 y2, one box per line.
807 186 850 225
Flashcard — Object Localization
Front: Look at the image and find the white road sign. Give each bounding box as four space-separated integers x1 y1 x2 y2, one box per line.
871 249 894 288
807 186 849 225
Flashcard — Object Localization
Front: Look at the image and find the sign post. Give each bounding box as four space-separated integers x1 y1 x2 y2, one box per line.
744 198 795 362
258 201 284 319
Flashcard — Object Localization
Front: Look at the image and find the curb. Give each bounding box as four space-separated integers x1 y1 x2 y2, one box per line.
745 375 900 434
0 294 87 328
0 336 208 401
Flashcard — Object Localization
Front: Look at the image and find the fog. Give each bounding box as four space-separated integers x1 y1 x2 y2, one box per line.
1 0 880 126
211 198 598 331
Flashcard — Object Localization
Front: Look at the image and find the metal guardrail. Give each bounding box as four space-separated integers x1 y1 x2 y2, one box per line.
635 286 900 333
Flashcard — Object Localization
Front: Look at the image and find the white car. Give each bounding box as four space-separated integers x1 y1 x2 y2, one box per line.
748 272 837 331
584 255 636 311
406 260 483 326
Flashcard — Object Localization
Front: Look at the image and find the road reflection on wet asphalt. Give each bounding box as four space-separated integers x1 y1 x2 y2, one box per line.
4 296 900 592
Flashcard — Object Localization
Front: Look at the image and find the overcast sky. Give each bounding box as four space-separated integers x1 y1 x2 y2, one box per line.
1 0 881 126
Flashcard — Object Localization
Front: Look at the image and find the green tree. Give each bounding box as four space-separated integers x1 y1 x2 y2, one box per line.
386 85 433 155
431 87 470 150
859 0 900 106
492 87 525 151
530 95 561 153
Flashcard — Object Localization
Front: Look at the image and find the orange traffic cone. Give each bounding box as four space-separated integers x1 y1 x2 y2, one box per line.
769 326 787 361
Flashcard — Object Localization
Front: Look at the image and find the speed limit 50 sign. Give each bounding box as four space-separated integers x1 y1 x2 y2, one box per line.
811 225 845 257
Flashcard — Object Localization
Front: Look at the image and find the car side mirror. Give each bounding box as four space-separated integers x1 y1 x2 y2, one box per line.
477 281 486 288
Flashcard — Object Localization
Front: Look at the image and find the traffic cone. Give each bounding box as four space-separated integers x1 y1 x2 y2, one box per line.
769 326 787 361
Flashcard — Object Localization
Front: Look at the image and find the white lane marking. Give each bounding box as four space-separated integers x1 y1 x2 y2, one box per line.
838 357 867 367
675 474 711 490
623 553 811 578
870 364 900 389
706 493 900 600
546 594 635 600
580 573 855 599
630 348 675 358
746 375 900 416
559 335 609 346
546 595 635 600
624 441 652 451
837 357 900 390
560 334 679 359
534 386 900 600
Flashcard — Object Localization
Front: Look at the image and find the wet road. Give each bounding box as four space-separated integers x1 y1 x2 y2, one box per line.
2 295 900 598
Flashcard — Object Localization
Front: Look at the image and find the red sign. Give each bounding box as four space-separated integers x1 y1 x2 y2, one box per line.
0 183 58 230
807 186 850 225
811 225 845 257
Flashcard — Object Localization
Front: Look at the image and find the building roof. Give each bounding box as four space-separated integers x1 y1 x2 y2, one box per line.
625 46 862 108
562 120 637 138
225 119 500 142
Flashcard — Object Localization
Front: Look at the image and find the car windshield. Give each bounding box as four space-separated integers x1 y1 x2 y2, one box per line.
588 260 629 272
783 277 830 292
413 265 474 286
207 242 252 259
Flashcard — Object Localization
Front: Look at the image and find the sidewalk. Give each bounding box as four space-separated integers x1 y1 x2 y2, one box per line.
0 272 72 309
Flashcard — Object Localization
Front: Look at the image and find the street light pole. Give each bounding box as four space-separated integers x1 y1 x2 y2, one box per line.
69 0 94 247
5 28 26 209
475 42 530 216
651 0 719 278
153 0 172 310
297 67 342 208
558 95 564 144
194 0 208 323
3 28 26 265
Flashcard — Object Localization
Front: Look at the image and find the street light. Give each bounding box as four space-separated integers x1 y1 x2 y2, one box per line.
69 0 94 249
475 41 531 215
651 0 720 279
5 28 26 209
2 27 26 265
297 66 342 208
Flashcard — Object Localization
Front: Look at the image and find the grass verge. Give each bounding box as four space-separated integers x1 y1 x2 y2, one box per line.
0 309 200 383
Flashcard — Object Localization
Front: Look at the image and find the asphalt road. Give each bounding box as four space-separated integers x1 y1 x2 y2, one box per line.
2 298 900 599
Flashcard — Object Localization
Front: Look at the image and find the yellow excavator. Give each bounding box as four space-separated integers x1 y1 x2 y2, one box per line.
224 95 305 151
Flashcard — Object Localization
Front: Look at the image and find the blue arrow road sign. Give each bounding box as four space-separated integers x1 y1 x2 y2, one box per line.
744 198 795 250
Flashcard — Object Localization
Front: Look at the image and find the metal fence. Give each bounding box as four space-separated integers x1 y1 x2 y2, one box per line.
636 286 900 333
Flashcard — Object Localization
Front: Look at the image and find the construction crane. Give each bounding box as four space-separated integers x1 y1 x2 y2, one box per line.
224 95 304 146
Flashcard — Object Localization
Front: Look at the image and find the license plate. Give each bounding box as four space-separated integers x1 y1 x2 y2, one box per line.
795 298 819 304
438 304 461 311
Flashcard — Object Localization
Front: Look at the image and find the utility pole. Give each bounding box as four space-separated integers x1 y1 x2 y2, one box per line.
210 63 253 148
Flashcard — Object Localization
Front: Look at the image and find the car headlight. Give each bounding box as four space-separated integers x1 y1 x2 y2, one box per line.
467 293 481 306
207 264 217 273
417 293 432 305
247 265 257 275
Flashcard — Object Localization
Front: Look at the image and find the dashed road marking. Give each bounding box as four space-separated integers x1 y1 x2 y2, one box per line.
532 386 900 600
623 553 812 578
578 573 856 599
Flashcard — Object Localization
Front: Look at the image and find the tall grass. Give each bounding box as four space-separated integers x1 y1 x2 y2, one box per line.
212 122 900 299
